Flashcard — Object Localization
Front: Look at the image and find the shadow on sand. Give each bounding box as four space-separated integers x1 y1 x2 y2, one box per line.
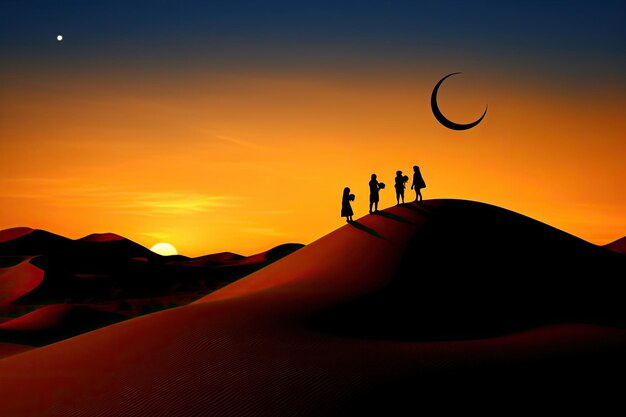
374 210 413 224
349 221 384 240
400 202 433 215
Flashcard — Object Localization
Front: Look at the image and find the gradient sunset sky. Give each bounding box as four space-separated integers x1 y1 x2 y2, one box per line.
1 1 625 256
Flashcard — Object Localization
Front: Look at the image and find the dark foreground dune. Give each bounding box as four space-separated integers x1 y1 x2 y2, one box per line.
0 199 624 415
606 236 626 254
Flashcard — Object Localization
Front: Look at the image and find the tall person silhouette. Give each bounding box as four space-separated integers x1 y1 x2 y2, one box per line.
369 174 381 213
411 165 426 203
341 187 354 223
394 170 406 205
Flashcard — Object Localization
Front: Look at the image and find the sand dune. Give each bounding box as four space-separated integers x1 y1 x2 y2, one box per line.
78 233 126 242
172 244 304 268
0 259 44 307
0 229 71 256
0 304 126 346
0 342 33 359
0 200 623 415
605 236 626 254
0 227 34 244
181 251 246 265
0 229 302 353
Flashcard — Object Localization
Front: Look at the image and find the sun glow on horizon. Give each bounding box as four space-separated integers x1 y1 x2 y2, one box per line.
150 242 178 256
1 71 624 257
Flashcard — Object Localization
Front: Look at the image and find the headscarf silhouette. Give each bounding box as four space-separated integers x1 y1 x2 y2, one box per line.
411 165 426 202
341 187 354 223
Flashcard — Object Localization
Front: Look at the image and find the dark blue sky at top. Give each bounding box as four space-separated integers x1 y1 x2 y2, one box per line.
1 0 624 85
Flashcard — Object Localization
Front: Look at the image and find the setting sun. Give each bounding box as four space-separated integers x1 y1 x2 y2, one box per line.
150 242 178 256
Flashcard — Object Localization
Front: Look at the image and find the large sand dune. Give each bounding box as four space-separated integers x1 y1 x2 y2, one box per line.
0 200 624 415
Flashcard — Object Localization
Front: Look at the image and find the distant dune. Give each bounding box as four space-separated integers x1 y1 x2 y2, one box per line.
0 227 34 244
0 304 126 346
78 233 126 242
0 229 71 255
0 200 623 414
0 259 44 307
0 228 303 355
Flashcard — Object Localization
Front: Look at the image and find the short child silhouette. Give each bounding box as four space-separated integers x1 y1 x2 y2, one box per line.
394 170 407 205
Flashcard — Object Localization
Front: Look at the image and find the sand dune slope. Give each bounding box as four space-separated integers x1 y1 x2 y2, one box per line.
0 228 302 351
0 259 45 307
606 236 626 254
0 200 624 416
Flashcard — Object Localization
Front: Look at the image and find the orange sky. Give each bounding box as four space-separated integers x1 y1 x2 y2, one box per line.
1 69 625 256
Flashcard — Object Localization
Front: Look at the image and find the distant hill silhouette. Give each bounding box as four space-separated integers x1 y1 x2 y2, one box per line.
0 200 623 415
0 229 303 349
0 228 73 256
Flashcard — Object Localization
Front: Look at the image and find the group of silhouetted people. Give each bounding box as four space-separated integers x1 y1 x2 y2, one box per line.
342 165 426 222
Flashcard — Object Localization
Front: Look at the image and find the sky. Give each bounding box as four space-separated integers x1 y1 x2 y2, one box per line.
1 0 625 256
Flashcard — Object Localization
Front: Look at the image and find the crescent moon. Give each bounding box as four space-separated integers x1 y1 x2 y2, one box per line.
431 72 487 130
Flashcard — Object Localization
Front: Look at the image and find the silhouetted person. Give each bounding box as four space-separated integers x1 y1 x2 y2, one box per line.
394 170 407 205
411 165 426 202
341 187 354 223
369 174 382 213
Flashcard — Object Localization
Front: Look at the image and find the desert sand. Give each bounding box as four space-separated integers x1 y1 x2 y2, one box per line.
0 228 301 353
0 199 624 415
606 236 626 255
